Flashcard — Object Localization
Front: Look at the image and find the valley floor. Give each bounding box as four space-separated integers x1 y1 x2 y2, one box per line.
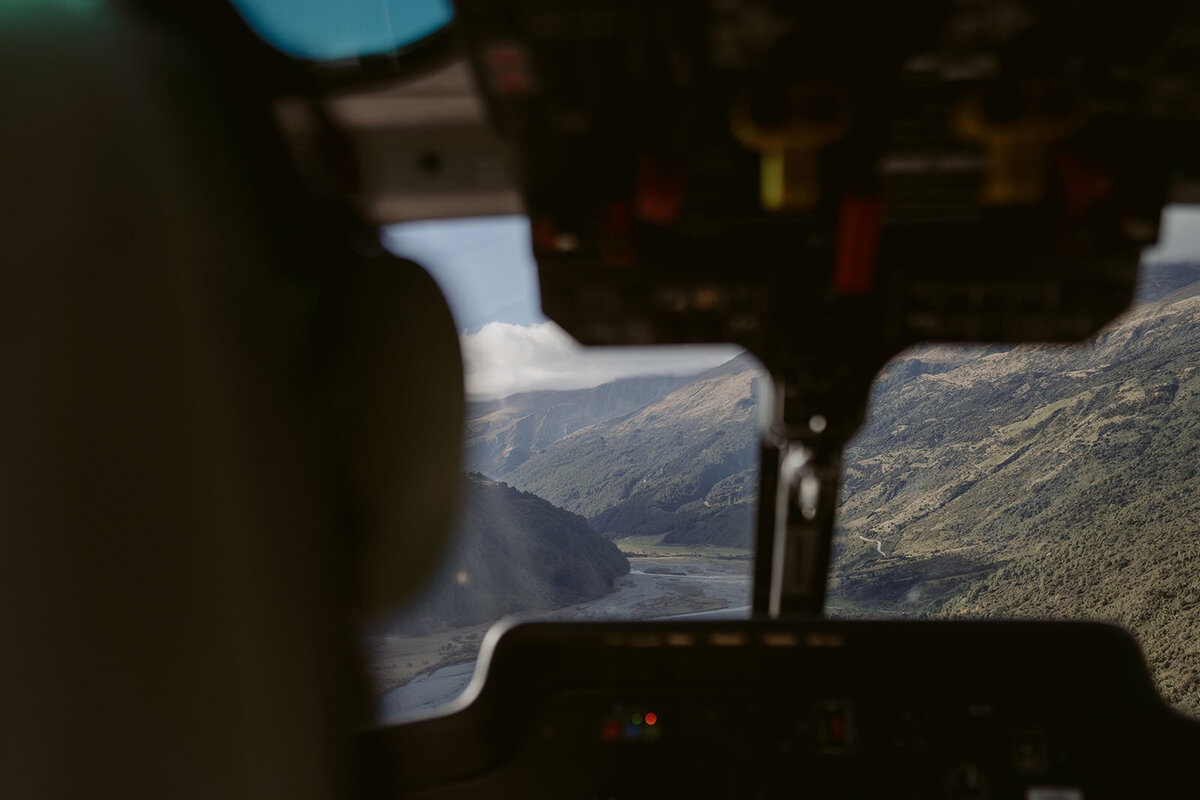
368 555 751 721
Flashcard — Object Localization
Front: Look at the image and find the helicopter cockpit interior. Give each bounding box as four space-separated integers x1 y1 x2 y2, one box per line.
365 3 1200 797
3 1 1200 798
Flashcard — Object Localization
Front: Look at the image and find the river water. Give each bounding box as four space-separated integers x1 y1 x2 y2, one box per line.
376 555 750 723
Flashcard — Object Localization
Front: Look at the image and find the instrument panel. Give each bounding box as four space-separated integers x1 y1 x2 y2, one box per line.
373 620 1200 798
453 0 1200 435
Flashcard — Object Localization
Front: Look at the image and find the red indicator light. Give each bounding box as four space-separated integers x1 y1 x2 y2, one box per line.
644 712 658 726
832 194 882 295
830 715 844 742
602 722 620 742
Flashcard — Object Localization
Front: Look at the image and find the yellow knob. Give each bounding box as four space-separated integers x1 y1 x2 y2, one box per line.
732 85 850 212
955 83 1082 206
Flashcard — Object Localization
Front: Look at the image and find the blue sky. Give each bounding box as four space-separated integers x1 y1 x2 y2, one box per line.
382 216 543 333
385 207 1200 399
382 216 742 398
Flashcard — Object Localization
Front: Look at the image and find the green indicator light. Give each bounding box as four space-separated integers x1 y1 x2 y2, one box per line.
631 713 643 726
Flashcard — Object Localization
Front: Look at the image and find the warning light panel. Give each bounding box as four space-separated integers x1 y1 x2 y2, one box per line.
600 706 664 744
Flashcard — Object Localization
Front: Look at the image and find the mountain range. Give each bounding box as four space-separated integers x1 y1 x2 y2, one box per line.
460 263 1200 715
464 373 696 476
465 353 763 547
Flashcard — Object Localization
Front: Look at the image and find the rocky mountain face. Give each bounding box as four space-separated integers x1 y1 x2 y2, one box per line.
830 278 1200 715
1133 261 1200 302
387 473 629 633
493 353 764 548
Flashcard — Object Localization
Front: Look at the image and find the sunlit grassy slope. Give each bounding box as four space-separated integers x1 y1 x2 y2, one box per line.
616 534 750 559
832 280 1200 715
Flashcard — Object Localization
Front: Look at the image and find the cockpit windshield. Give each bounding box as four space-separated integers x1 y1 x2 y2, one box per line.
368 210 1200 724
371 217 753 721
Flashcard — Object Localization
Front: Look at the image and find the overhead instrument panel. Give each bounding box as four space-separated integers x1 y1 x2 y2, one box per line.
455 0 1200 437
377 621 1200 799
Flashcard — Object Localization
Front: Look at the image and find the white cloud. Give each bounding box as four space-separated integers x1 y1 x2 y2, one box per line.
462 321 744 398
1143 206 1200 263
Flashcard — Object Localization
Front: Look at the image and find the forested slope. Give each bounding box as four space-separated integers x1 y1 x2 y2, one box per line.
831 282 1200 714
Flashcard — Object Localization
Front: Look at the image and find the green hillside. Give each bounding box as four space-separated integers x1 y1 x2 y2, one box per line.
830 283 1200 715
501 353 762 547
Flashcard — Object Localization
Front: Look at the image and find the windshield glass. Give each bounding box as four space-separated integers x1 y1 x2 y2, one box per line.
370 217 755 722
368 209 1200 724
827 207 1200 719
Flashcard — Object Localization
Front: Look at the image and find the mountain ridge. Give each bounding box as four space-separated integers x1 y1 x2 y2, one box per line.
385 473 629 634
829 280 1200 714
498 354 764 546
464 373 699 476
